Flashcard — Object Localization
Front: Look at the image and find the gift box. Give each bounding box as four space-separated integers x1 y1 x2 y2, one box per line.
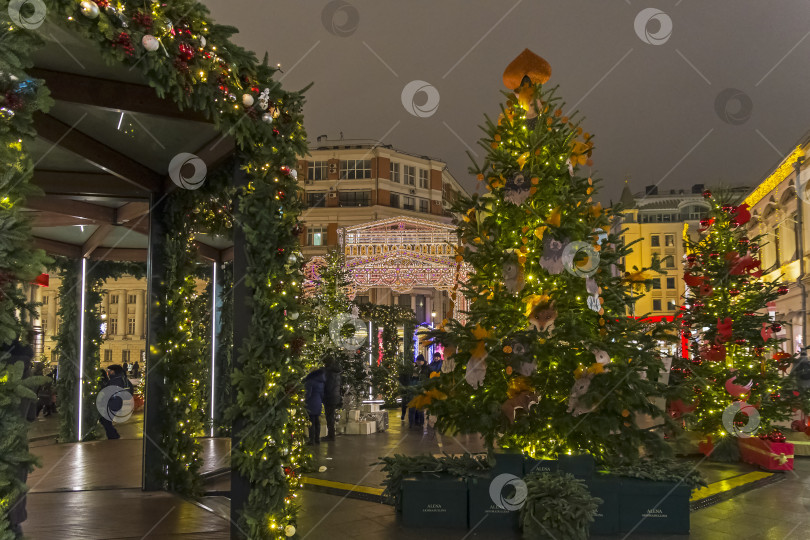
345 421 375 435
467 475 520 531
586 474 620 535
738 437 794 471
360 410 389 432
347 409 361 422
361 403 380 412
402 474 468 528
618 479 690 534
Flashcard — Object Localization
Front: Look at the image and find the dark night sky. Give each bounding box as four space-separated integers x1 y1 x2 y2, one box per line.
202 0 810 203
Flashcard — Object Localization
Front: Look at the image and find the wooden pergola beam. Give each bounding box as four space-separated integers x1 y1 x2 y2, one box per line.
81 224 114 258
33 113 163 193
28 212 97 228
25 196 116 223
33 237 81 258
90 248 148 262
115 202 150 224
195 241 222 263
32 170 150 198
29 68 210 123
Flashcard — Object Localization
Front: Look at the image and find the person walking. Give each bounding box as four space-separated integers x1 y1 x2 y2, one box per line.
0 330 37 538
398 368 411 421
408 355 429 429
131 361 140 378
99 364 134 440
304 366 326 445
322 354 342 442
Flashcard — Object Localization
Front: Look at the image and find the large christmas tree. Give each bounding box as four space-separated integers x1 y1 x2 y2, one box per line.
673 191 809 457
418 50 675 463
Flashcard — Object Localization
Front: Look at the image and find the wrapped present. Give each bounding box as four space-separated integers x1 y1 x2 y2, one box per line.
738 437 794 471
360 410 388 432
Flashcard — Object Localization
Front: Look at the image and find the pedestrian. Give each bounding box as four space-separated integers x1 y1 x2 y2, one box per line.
99 364 134 440
0 329 37 538
304 366 326 445
408 355 429 429
122 361 129 374
131 361 140 378
398 367 411 421
429 352 443 373
322 354 342 442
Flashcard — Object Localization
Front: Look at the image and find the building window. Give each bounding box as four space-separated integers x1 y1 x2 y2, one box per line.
104 349 112 363
397 294 411 307
43 296 49 305
419 199 429 213
108 318 118 335
307 192 327 208
41 320 47 334
650 235 660 247
653 299 662 311
652 278 661 290
666 277 675 289
667 299 677 310
355 296 370 304
122 350 130 364
403 196 415 211
663 256 675 269
688 206 706 220
390 193 400 208
308 161 328 180
339 191 370 207
340 159 371 180
308 226 326 246
110 295 119 304
419 169 429 189
665 234 675 247
127 318 136 335
390 162 400 183
404 165 415 186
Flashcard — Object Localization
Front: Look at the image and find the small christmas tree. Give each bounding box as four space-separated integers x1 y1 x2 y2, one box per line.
418 50 675 463
674 190 808 458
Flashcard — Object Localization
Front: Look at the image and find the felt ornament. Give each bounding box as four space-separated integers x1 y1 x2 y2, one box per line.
623 270 651 284
698 282 713 296
731 203 751 226
539 236 566 274
702 344 726 362
683 273 704 288
502 48 552 91
524 295 557 333
546 207 562 228
716 317 733 344
669 399 697 417
502 259 525 293
591 348 610 365
730 254 761 276
465 357 487 388
586 295 601 312
725 375 753 399
567 371 595 417
585 277 600 295
408 388 448 409
504 171 532 205
761 322 774 342
501 392 539 423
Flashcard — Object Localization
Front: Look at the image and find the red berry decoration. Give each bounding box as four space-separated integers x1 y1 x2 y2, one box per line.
778 286 789 296
735 338 746 345
729 288 740 296
113 32 135 57
772 323 782 332
683 331 692 339
721 205 733 213
178 42 195 62
749 243 759 252
686 254 697 263
709 252 719 259
739 237 749 245
700 218 711 228
702 189 712 198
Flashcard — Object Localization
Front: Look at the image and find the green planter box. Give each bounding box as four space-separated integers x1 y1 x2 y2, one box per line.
401 474 468 528
618 479 690 534
467 475 520 531
557 454 595 479
585 475 620 535
523 458 558 476
491 451 525 476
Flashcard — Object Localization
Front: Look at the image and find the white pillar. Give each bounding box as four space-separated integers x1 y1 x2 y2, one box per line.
117 289 126 336
134 290 144 338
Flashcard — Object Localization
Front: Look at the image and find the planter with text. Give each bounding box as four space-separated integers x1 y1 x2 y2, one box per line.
467 474 520 531
401 474 468 528
585 474 621 535
738 437 794 471
617 478 690 535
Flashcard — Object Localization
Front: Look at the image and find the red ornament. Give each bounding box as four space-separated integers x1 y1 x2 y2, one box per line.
683 273 704 287
709 252 719 259
749 243 760 253
721 205 733 213
732 204 751 226
699 218 714 230
772 322 783 332
735 338 747 345
777 286 789 296
131 12 153 29
95 0 110 7
34 273 49 287
178 43 195 62
729 288 740 296
716 317 733 343
702 189 712 198
738 237 749 245
699 283 713 296
686 254 697 264
767 430 786 443
683 331 692 339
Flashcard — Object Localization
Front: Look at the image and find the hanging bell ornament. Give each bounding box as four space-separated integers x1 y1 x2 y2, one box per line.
80 1 100 18
142 35 160 52
242 94 255 107
262 112 274 123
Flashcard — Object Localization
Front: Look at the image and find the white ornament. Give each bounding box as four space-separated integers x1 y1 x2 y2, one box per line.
262 112 274 123
290 169 298 180
199 36 206 48
318 466 327 473
284 525 296 537
80 1 99 18
242 94 254 107
289 312 299 320
258 88 270 110
141 35 160 52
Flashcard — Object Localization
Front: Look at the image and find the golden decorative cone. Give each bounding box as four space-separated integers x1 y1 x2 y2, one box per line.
503 49 552 90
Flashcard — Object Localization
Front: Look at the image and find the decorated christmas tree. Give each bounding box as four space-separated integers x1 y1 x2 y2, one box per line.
417 50 675 463
673 191 809 458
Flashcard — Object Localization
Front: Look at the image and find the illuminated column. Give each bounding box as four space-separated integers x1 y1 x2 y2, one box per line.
134 290 144 338
117 289 127 336
47 292 57 339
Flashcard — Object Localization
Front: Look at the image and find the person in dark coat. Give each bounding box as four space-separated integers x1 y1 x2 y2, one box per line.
131 361 140 378
99 364 134 440
429 352 443 373
398 368 411 421
0 331 37 538
322 354 342 442
407 355 429 429
304 367 326 445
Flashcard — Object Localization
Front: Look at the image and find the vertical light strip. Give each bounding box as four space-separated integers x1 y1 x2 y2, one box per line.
210 261 217 437
77 257 87 442
368 321 373 399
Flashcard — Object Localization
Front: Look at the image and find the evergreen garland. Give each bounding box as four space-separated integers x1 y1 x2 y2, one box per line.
359 305 416 404
214 261 233 436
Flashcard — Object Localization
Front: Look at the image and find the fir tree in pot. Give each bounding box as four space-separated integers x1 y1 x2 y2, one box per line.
520 472 601 540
